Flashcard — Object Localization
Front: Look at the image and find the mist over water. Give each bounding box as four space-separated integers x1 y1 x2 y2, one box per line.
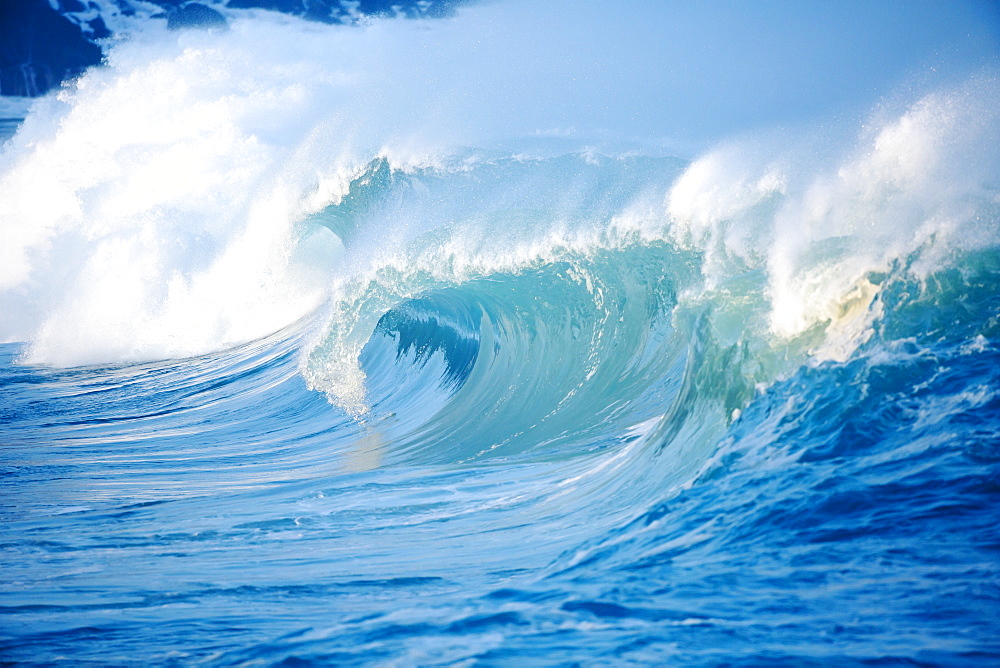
2 1 999 664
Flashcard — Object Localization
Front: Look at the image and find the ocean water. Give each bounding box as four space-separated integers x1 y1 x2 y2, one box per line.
2 2 1000 665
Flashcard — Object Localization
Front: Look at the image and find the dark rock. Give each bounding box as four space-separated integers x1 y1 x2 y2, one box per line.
57 0 88 12
0 0 103 97
0 0 461 97
226 0 454 23
227 0 306 13
166 3 228 30
84 15 112 40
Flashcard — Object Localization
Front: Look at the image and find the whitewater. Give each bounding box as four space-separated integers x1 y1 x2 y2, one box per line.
2 1 999 664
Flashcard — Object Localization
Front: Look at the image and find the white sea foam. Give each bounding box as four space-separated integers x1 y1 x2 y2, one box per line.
667 74 1000 362
0 13 461 363
0 1 995 367
0 3 671 364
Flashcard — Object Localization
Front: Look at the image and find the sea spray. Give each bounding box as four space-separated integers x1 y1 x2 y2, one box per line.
4 1 994 366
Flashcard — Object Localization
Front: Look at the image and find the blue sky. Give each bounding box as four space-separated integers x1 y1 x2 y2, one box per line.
455 0 1000 150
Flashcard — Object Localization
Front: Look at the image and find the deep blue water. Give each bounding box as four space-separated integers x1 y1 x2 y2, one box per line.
2 2 1000 665
3 219 999 664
